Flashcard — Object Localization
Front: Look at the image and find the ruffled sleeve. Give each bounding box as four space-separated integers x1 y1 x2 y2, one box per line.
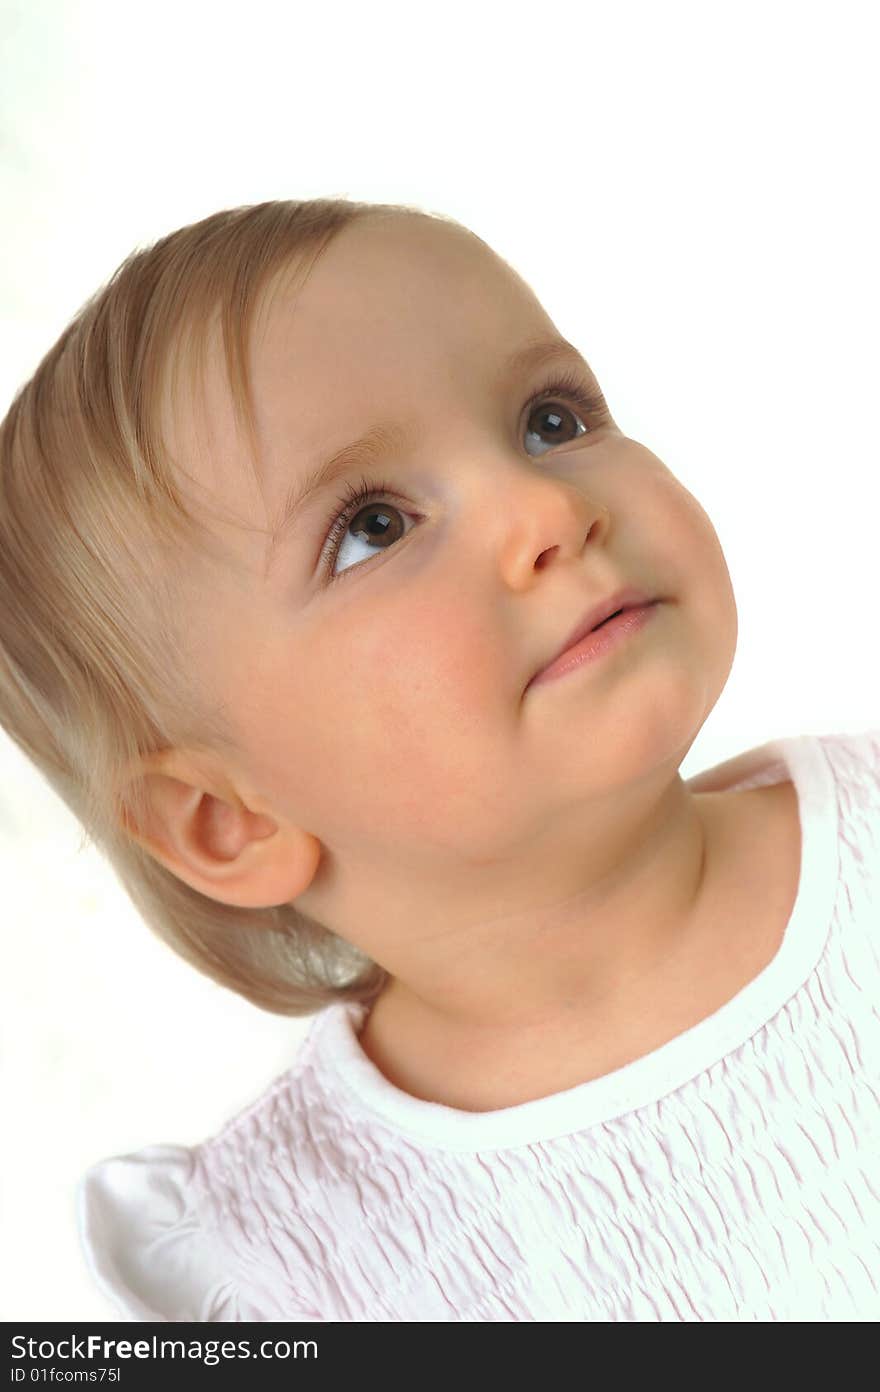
76 1144 262 1322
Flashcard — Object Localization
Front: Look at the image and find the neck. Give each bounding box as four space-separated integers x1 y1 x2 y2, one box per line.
365 777 717 1044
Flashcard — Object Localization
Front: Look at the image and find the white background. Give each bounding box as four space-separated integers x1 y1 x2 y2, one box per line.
1 0 877 1320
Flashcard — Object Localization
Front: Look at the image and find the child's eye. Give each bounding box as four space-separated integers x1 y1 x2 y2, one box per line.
522 370 607 458
318 370 609 584
319 478 413 585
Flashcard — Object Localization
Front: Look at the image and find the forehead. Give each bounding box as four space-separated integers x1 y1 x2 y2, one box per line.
163 215 553 573
253 214 545 403
253 214 555 458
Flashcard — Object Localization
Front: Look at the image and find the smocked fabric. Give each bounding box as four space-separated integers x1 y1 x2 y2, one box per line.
77 729 880 1321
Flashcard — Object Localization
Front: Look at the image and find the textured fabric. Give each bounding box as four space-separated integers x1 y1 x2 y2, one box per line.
77 729 880 1321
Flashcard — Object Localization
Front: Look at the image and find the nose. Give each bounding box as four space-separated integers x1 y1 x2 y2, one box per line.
492 468 611 588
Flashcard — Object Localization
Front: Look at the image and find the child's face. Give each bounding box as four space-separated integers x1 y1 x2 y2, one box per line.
163 213 737 951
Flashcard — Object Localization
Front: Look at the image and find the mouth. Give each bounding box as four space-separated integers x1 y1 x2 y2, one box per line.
592 608 625 629
529 586 659 687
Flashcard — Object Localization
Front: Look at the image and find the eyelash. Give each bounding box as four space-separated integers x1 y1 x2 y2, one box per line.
318 369 608 583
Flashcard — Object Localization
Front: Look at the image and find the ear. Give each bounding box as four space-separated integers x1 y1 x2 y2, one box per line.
120 749 322 909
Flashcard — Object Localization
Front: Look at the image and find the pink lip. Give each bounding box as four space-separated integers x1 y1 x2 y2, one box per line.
527 600 660 690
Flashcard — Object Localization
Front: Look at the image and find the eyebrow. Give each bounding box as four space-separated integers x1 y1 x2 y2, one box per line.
263 335 588 581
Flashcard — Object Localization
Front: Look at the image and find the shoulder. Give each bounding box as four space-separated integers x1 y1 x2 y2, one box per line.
76 1035 337 1321
820 726 880 796
687 727 880 798
807 727 880 847
77 1143 246 1321
685 739 784 794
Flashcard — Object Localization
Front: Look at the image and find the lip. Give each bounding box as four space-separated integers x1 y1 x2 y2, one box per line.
530 586 658 686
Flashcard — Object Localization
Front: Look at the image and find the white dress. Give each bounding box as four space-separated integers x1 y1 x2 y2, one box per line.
78 729 880 1321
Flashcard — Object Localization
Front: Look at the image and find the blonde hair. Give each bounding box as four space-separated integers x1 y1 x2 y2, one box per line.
0 196 467 1016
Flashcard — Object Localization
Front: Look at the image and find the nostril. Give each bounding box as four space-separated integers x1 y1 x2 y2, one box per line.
535 546 559 570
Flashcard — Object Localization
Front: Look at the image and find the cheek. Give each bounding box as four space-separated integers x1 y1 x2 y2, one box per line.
650 474 734 598
336 596 503 743
293 599 514 833
650 477 739 675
